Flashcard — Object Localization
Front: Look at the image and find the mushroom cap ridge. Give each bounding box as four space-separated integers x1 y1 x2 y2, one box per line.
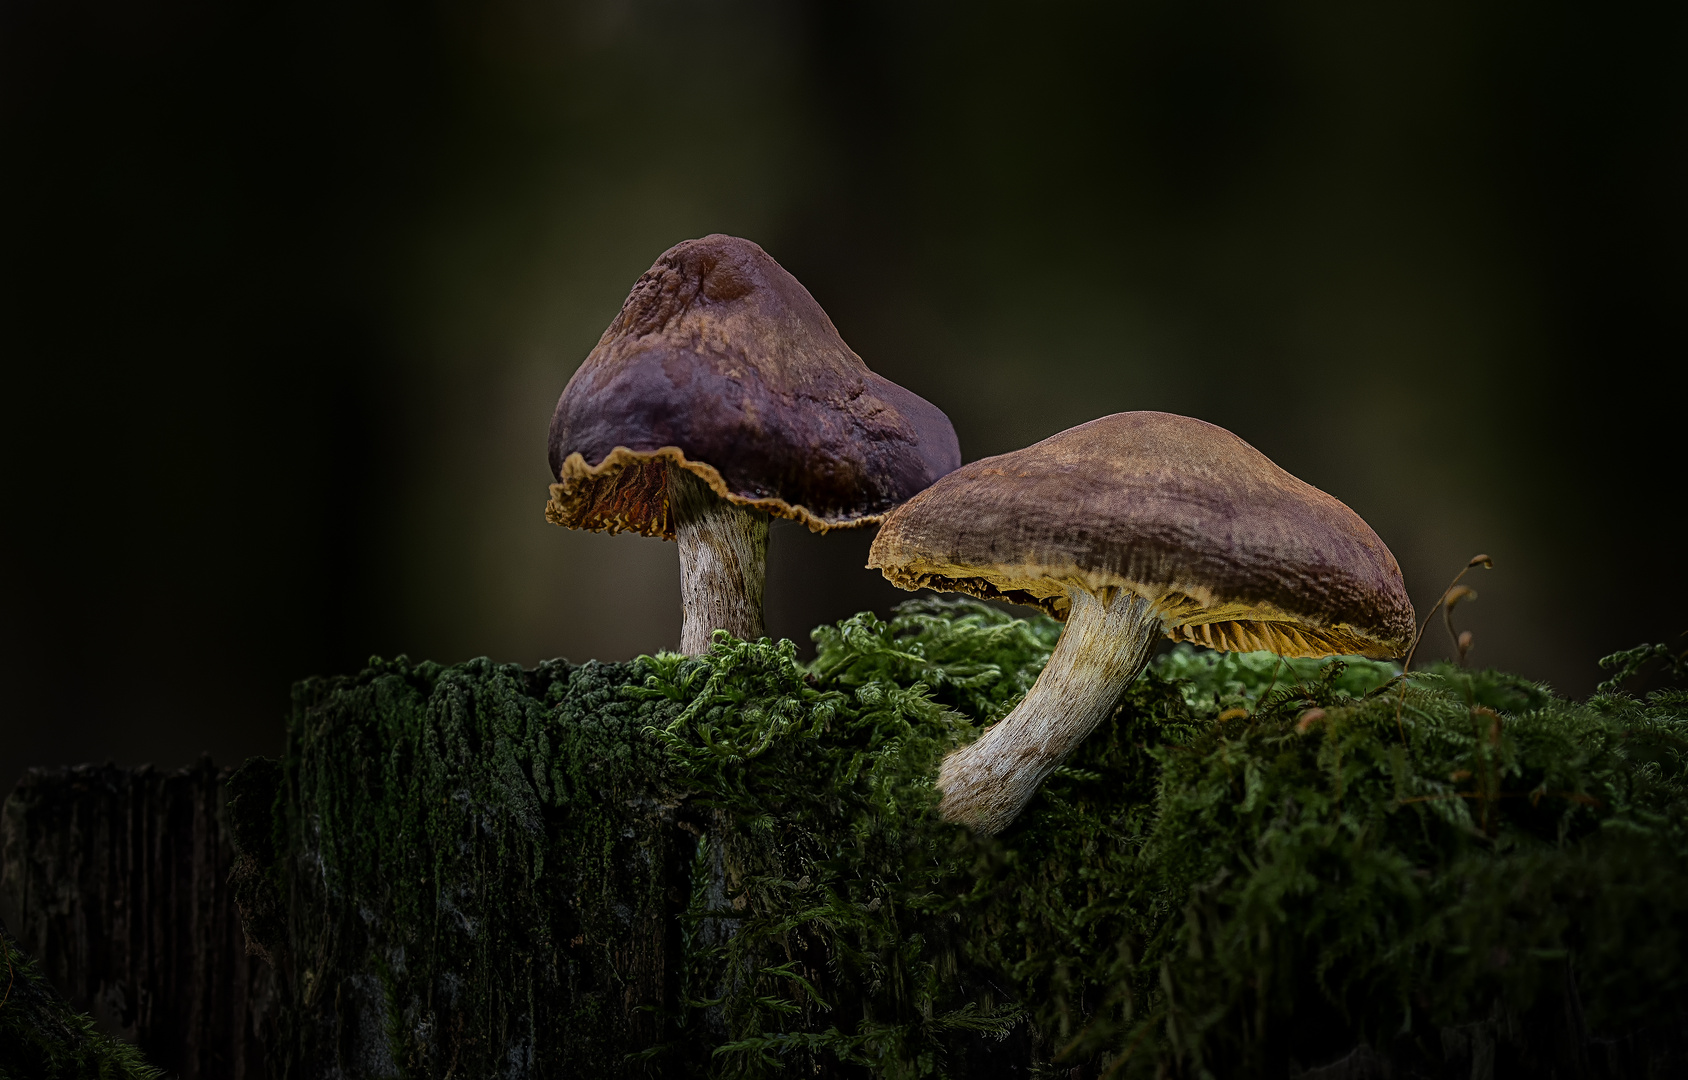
546 234 961 537
867 411 1415 659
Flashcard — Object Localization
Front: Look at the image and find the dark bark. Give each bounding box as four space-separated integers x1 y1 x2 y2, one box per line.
1 678 1684 1078
0 759 277 1078
220 661 694 1079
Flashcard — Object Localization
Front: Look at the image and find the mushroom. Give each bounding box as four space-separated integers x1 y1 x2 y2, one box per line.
547 234 961 654
867 411 1414 834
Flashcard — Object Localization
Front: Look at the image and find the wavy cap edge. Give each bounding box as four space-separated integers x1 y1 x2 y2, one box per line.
547 446 889 539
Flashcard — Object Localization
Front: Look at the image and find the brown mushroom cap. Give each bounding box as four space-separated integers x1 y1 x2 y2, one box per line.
867 411 1414 659
546 234 961 537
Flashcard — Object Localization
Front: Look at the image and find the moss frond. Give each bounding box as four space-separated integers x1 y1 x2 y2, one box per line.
0 927 166 1080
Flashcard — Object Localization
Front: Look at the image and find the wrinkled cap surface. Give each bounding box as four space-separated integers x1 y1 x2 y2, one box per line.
868 411 1415 659
546 234 961 536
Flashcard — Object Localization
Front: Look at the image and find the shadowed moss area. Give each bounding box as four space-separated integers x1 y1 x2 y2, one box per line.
0 924 165 1080
231 599 1688 1077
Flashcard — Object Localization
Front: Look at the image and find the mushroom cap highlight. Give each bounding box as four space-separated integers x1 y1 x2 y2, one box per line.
547 234 962 537
867 411 1415 659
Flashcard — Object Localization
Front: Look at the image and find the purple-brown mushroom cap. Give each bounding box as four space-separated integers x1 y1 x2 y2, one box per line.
546 235 961 537
868 411 1415 659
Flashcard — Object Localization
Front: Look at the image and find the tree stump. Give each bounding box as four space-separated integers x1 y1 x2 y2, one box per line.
0 759 276 1077
4 606 1688 1078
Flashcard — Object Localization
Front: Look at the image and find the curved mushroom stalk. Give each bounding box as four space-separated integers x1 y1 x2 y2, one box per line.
937 587 1164 834
669 464 770 654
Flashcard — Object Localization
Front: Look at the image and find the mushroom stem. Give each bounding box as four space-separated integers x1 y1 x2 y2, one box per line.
937 586 1164 833
668 465 770 654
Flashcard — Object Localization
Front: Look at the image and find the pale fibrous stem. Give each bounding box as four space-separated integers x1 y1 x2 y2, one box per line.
669 464 770 655
937 586 1165 834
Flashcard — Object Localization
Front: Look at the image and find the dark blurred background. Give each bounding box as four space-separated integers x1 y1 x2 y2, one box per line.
3 0 1684 792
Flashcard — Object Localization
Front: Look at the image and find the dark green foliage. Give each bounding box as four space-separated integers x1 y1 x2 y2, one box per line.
658 608 1688 1077
809 597 1063 723
235 603 1688 1077
641 624 1018 1077
0 924 164 1080
1595 639 1688 694
1033 661 1688 1074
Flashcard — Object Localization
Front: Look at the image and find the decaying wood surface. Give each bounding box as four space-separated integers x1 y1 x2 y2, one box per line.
0 759 276 1078
1 750 1683 1078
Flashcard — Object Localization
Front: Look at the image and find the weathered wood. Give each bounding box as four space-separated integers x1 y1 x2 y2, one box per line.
224 657 693 1078
12 754 1684 1079
0 759 276 1078
2 635 1686 1078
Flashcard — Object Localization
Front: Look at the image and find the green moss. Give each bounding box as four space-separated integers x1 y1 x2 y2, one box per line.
0 925 165 1080
235 599 1688 1077
236 654 692 1077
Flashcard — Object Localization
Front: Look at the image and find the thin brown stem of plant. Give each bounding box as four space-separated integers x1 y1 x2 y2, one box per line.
1443 586 1478 666
1260 655 1284 711
1394 554 1493 745
1403 554 1493 674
